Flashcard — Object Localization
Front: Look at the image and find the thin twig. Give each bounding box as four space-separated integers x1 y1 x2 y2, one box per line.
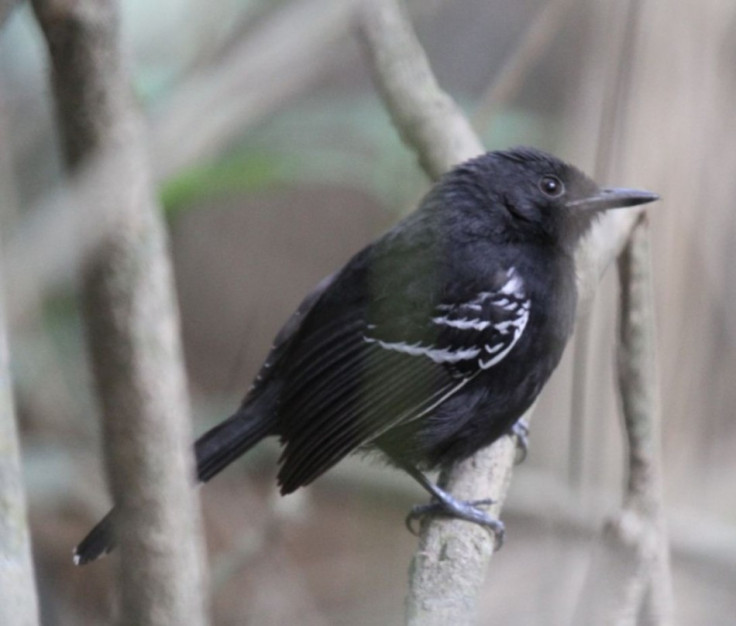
574 217 673 626
614 217 673 625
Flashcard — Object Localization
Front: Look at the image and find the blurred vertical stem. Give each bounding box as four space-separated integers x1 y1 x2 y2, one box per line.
30 1 209 625
614 216 674 625
573 216 673 626
0 268 39 626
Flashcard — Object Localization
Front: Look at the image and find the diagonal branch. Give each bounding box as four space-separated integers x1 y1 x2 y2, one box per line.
355 0 483 180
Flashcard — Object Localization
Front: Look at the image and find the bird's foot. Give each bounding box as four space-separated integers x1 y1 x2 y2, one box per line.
405 496 505 550
510 417 530 464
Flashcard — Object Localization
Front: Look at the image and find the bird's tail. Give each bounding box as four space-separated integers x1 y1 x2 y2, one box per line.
194 401 273 483
74 401 274 566
73 510 115 565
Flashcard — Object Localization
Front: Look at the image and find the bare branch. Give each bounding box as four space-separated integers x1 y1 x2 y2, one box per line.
355 0 483 180
30 0 209 624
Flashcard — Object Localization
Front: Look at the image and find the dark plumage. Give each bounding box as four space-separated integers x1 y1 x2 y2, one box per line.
75 147 658 564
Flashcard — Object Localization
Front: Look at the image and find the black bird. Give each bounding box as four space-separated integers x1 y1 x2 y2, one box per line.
74 147 658 564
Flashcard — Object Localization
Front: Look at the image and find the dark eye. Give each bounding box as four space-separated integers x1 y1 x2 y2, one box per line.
539 175 564 197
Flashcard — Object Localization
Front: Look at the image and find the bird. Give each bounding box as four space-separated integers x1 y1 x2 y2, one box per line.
74 147 658 565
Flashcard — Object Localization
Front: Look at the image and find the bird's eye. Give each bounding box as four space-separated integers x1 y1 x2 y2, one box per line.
539 175 564 197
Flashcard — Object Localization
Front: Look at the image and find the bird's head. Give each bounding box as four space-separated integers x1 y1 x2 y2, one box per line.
441 147 659 254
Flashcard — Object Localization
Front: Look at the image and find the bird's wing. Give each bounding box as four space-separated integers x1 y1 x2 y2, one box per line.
368 266 531 376
275 266 531 493
246 272 338 398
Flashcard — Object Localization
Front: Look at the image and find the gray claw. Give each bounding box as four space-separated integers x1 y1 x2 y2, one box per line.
404 498 505 550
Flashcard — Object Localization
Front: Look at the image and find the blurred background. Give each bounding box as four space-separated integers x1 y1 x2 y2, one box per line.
1 0 735 624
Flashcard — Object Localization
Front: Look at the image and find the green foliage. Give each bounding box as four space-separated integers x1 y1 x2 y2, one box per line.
160 152 295 216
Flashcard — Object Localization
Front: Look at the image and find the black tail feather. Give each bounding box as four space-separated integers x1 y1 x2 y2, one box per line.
73 404 273 565
194 405 273 483
74 510 116 566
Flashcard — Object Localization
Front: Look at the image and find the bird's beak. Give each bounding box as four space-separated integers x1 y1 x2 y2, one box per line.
567 188 660 212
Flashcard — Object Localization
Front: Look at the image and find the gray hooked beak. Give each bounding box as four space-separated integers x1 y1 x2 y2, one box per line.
567 187 660 212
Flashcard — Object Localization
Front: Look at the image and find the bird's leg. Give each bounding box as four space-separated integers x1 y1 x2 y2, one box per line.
397 460 505 549
509 416 530 464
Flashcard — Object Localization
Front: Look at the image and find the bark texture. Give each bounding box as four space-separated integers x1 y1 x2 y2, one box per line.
31 0 209 624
